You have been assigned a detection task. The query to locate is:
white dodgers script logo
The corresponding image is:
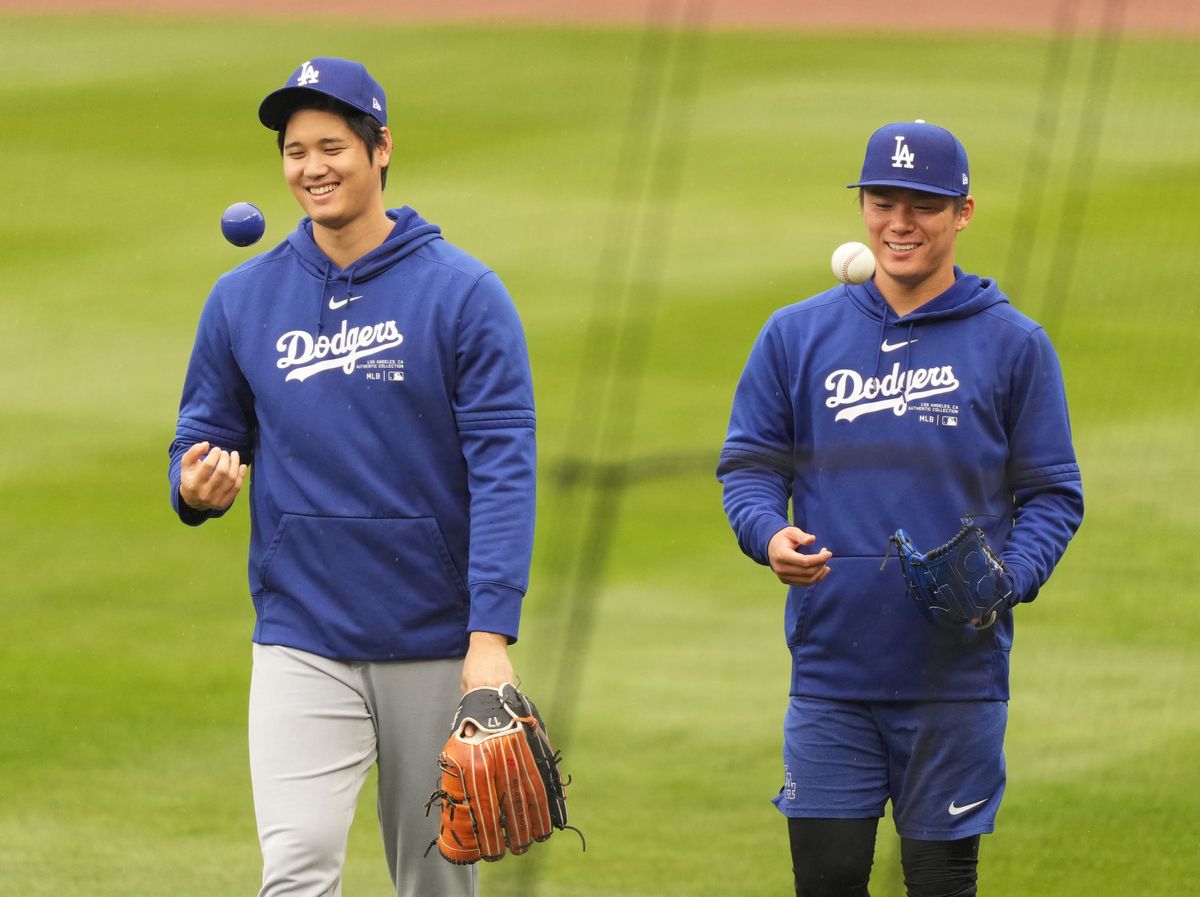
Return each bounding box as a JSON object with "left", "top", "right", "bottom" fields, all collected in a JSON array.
[
  {"left": 276, "top": 319, "right": 403, "bottom": 383},
  {"left": 825, "top": 362, "right": 958, "bottom": 422},
  {"left": 296, "top": 61, "right": 320, "bottom": 86},
  {"left": 891, "top": 135, "right": 916, "bottom": 169}
]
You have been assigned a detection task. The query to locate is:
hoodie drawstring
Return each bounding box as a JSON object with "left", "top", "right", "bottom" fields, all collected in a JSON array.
[
  {"left": 875, "top": 307, "right": 917, "bottom": 410},
  {"left": 318, "top": 266, "right": 358, "bottom": 334},
  {"left": 901, "top": 321, "right": 915, "bottom": 381},
  {"left": 873, "top": 305, "right": 890, "bottom": 377},
  {"left": 317, "top": 264, "right": 332, "bottom": 334}
]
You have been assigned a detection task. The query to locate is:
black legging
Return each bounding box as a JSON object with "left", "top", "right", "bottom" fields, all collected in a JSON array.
[{"left": 788, "top": 817, "right": 980, "bottom": 897}]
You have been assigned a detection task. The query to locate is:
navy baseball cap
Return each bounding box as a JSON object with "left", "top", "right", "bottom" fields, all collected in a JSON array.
[
  {"left": 258, "top": 57, "right": 387, "bottom": 131},
  {"left": 848, "top": 121, "right": 969, "bottom": 197}
]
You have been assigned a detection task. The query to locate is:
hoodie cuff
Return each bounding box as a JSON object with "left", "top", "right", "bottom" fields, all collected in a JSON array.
[
  {"left": 749, "top": 512, "right": 793, "bottom": 566},
  {"left": 467, "top": 581, "right": 525, "bottom": 644},
  {"left": 1002, "top": 556, "right": 1039, "bottom": 606},
  {"left": 172, "top": 485, "right": 224, "bottom": 527}
]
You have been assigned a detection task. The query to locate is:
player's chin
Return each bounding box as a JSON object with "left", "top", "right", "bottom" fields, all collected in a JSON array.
[
  {"left": 292, "top": 191, "right": 339, "bottom": 225},
  {"left": 879, "top": 250, "right": 922, "bottom": 273},
  {"left": 880, "top": 260, "right": 933, "bottom": 287},
  {"left": 307, "top": 207, "right": 352, "bottom": 230}
]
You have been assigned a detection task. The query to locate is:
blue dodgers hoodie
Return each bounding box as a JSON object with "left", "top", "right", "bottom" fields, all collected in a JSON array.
[
  {"left": 718, "top": 270, "right": 1083, "bottom": 701},
  {"left": 168, "top": 207, "right": 536, "bottom": 662}
]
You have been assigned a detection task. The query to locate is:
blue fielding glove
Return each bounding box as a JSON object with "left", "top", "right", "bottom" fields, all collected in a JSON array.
[{"left": 889, "top": 516, "right": 1013, "bottom": 630}]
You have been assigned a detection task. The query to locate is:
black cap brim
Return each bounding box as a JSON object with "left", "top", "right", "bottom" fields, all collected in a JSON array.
[{"left": 258, "top": 87, "right": 315, "bottom": 131}]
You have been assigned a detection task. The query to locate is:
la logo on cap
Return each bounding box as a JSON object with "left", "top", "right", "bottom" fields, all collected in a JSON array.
[
  {"left": 297, "top": 61, "right": 320, "bottom": 86},
  {"left": 891, "top": 136, "right": 916, "bottom": 170}
]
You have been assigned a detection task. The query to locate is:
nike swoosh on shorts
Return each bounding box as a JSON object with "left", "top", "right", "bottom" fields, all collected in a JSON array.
[{"left": 948, "top": 798, "right": 989, "bottom": 816}]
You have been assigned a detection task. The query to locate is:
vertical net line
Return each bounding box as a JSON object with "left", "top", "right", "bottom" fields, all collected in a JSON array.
[
  {"left": 1002, "top": 0, "right": 1080, "bottom": 308},
  {"left": 535, "top": 0, "right": 710, "bottom": 733},
  {"left": 551, "top": 0, "right": 712, "bottom": 734},
  {"left": 1038, "top": 0, "right": 1127, "bottom": 338},
  {"left": 528, "top": 0, "right": 679, "bottom": 736},
  {"left": 515, "top": 0, "right": 712, "bottom": 892},
  {"left": 533, "top": 2, "right": 678, "bottom": 632}
]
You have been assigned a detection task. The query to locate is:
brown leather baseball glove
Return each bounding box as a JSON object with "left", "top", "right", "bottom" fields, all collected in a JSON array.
[{"left": 425, "top": 683, "right": 579, "bottom": 864}]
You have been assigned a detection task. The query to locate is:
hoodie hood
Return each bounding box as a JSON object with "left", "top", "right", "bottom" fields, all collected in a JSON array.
[
  {"left": 286, "top": 205, "right": 442, "bottom": 281},
  {"left": 845, "top": 267, "right": 1011, "bottom": 377},
  {"left": 846, "top": 266, "right": 1009, "bottom": 324},
  {"left": 286, "top": 206, "right": 443, "bottom": 332}
]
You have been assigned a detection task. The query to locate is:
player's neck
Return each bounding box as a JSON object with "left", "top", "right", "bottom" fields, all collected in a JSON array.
[
  {"left": 875, "top": 267, "right": 956, "bottom": 318},
  {"left": 312, "top": 207, "right": 394, "bottom": 270}
]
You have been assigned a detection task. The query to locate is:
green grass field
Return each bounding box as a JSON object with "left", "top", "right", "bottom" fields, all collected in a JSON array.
[{"left": 2, "top": 13, "right": 1198, "bottom": 896}]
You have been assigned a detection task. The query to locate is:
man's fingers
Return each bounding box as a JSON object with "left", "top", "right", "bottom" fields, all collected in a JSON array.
[
  {"left": 769, "top": 528, "right": 831, "bottom": 586},
  {"left": 778, "top": 526, "right": 816, "bottom": 548},
  {"left": 791, "top": 528, "right": 817, "bottom": 547},
  {"left": 776, "top": 566, "right": 832, "bottom": 586},
  {"left": 181, "top": 441, "right": 211, "bottom": 468},
  {"left": 775, "top": 548, "right": 832, "bottom": 571},
  {"left": 180, "top": 443, "right": 249, "bottom": 512},
  {"left": 778, "top": 568, "right": 830, "bottom": 585},
  {"left": 212, "top": 454, "right": 245, "bottom": 500},
  {"left": 794, "top": 547, "right": 832, "bottom": 565},
  {"left": 211, "top": 449, "right": 232, "bottom": 479},
  {"left": 198, "top": 446, "right": 223, "bottom": 475},
  {"left": 773, "top": 547, "right": 833, "bottom": 586}
]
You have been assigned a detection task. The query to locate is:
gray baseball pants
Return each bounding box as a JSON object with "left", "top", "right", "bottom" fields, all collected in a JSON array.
[{"left": 249, "top": 644, "right": 477, "bottom": 897}]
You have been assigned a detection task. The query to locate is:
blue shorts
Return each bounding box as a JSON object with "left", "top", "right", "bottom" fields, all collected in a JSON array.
[{"left": 774, "top": 696, "right": 1007, "bottom": 840}]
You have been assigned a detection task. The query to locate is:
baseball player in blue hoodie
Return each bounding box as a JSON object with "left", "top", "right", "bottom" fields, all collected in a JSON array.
[
  {"left": 718, "top": 122, "right": 1083, "bottom": 896},
  {"left": 168, "top": 58, "right": 536, "bottom": 897}
]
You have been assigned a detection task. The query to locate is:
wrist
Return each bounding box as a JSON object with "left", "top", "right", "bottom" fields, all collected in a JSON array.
[
  {"left": 179, "top": 484, "right": 200, "bottom": 510},
  {"left": 468, "top": 631, "right": 510, "bottom": 650}
]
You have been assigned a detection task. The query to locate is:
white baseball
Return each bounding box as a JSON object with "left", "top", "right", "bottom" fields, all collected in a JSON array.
[{"left": 831, "top": 241, "right": 876, "bottom": 285}]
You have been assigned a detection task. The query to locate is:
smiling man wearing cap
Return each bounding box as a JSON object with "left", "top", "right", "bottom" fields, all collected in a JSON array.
[
  {"left": 168, "top": 57, "right": 537, "bottom": 897},
  {"left": 718, "top": 121, "right": 1083, "bottom": 895},
  {"left": 850, "top": 121, "right": 975, "bottom": 315}
]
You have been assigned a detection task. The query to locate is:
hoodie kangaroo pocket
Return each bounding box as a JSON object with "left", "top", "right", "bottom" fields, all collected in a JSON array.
[{"left": 256, "top": 514, "right": 470, "bottom": 658}]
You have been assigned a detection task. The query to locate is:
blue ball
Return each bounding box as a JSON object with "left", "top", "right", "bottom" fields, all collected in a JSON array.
[{"left": 221, "top": 202, "right": 266, "bottom": 247}]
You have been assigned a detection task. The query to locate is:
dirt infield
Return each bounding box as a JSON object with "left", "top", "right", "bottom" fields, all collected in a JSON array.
[{"left": 5, "top": 0, "right": 1199, "bottom": 33}]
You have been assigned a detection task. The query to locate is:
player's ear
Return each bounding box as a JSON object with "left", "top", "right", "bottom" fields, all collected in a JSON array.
[
  {"left": 955, "top": 196, "right": 975, "bottom": 232},
  {"left": 376, "top": 127, "right": 393, "bottom": 170}
]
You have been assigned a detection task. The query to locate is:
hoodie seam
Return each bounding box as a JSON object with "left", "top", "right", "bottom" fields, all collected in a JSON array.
[
  {"left": 773, "top": 290, "right": 850, "bottom": 325},
  {"left": 218, "top": 244, "right": 298, "bottom": 283},
  {"left": 451, "top": 268, "right": 500, "bottom": 374},
  {"left": 410, "top": 246, "right": 495, "bottom": 282},
  {"left": 469, "top": 579, "right": 526, "bottom": 594},
  {"left": 1003, "top": 328, "right": 1040, "bottom": 435},
  {"left": 450, "top": 270, "right": 478, "bottom": 404},
  {"left": 980, "top": 306, "right": 1041, "bottom": 337}
]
